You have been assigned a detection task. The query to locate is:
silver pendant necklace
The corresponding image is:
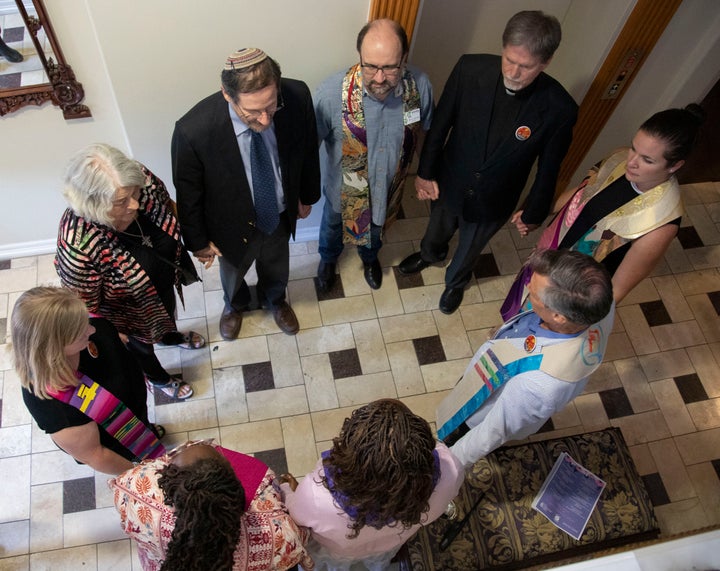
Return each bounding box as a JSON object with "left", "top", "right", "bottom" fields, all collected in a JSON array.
[{"left": 120, "top": 219, "right": 153, "bottom": 247}]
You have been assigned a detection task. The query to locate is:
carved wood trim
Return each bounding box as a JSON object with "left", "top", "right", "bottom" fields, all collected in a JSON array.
[
  {"left": 369, "top": 0, "right": 420, "bottom": 43},
  {"left": 0, "top": 0, "right": 90, "bottom": 118},
  {"left": 556, "top": 0, "right": 682, "bottom": 190}
]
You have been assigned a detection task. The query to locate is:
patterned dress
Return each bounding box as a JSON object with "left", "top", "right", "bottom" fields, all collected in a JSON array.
[{"left": 109, "top": 442, "right": 314, "bottom": 571}]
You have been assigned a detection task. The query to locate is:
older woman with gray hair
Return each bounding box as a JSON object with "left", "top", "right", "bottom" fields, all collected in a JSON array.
[{"left": 56, "top": 143, "right": 202, "bottom": 400}]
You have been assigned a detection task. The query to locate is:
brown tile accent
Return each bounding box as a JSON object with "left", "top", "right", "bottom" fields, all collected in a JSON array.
[
  {"left": 393, "top": 266, "right": 424, "bottom": 290},
  {"left": 413, "top": 335, "right": 446, "bottom": 366},
  {"left": 674, "top": 373, "right": 709, "bottom": 404},
  {"left": 253, "top": 448, "right": 288, "bottom": 476},
  {"left": 152, "top": 373, "right": 187, "bottom": 405},
  {"left": 536, "top": 417, "right": 555, "bottom": 434},
  {"left": 641, "top": 472, "right": 671, "bottom": 506},
  {"left": 472, "top": 253, "right": 500, "bottom": 279},
  {"left": 329, "top": 348, "right": 362, "bottom": 379},
  {"left": 640, "top": 300, "right": 672, "bottom": 326},
  {"left": 63, "top": 477, "right": 96, "bottom": 514},
  {"left": 3, "top": 27, "right": 25, "bottom": 42},
  {"left": 0, "top": 259, "right": 10, "bottom": 270},
  {"left": 677, "top": 226, "right": 705, "bottom": 249},
  {"left": 314, "top": 275, "right": 345, "bottom": 301},
  {"left": 0, "top": 73, "right": 21, "bottom": 89},
  {"left": 243, "top": 361, "right": 275, "bottom": 392},
  {"left": 707, "top": 290, "right": 720, "bottom": 315},
  {"left": 599, "top": 387, "right": 635, "bottom": 418}
]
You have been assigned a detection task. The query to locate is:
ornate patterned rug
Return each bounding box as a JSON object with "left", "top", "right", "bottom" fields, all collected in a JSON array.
[{"left": 399, "top": 428, "right": 659, "bottom": 570}]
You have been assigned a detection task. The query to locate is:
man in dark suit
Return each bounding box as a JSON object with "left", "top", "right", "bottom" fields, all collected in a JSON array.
[
  {"left": 172, "top": 48, "right": 320, "bottom": 339},
  {"left": 399, "top": 11, "right": 578, "bottom": 315}
]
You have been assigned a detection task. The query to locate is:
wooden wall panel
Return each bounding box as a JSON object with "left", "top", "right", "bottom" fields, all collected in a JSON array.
[{"left": 369, "top": 0, "right": 420, "bottom": 43}]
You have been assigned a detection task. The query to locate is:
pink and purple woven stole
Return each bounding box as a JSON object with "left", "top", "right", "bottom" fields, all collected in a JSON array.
[{"left": 49, "top": 372, "right": 165, "bottom": 461}]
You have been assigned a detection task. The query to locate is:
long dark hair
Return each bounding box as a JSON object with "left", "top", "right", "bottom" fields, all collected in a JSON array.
[
  {"left": 321, "top": 399, "right": 437, "bottom": 538},
  {"left": 639, "top": 103, "right": 706, "bottom": 166},
  {"left": 158, "top": 458, "right": 246, "bottom": 571}
]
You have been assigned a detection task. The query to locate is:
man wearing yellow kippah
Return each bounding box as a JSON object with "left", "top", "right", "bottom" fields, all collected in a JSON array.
[{"left": 172, "top": 48, "right": 320, "bottom": 339}]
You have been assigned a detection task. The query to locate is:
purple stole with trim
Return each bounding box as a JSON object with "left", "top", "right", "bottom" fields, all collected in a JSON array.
[{"left": 48, "top": 372, "right": 165, "bottom": 461}]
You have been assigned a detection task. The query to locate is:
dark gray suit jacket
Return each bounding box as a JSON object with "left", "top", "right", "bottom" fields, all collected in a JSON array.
[
  {"left": 171, "top": 78, "right": 320, "bottom": 267},
  {"left": 418, "top": 54, "right": 577, "bottom": 225}
]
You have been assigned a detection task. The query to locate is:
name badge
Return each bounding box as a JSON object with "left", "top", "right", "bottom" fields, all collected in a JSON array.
[{"left": 404, "top": 108, "right": 421, "bottom": 125}]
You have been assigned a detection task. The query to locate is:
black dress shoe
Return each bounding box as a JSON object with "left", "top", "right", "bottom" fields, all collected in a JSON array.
[
  {"left": 439, "top": 287, "right": 464, "bottom": 314},
  {"left": 399, "top": 252, "right": 430, "bottom": 275},
  {"left": 316, "top": 261, "right": 337, "bottom": 292},
  {"left": 363, "top": 259, "right": 382, "bottom": 289},
  {"left": 0, "top": 42, "right": 23, "bottom": 63}
]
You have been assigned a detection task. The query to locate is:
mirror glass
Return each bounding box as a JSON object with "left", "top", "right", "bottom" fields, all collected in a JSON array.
[{"left": 0, "top": 0, "right": 90, "bottom": 119}]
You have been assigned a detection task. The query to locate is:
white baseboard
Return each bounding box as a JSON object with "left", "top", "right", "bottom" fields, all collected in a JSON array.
[
  {"left": 0, "top": 239, "right": 56, "bottom": 261},
  {"left": 292, "top": 225, "right": 320, "bottom": 244},
  {"left": 0, "top": 227, "right": 320, "bottom": 261}
]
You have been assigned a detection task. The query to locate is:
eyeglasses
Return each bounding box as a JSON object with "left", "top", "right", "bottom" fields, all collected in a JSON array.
[
  {"left": 360, "top": 62, "right": 403, "bottom": 77},
  {"left": 236, "top": 93, "right": 285, "bottom": 120}
]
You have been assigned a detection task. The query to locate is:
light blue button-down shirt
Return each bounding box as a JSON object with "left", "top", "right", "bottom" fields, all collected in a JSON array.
[
  {"left": 314, "top": 64, "right": 433, "bottom": 225},
  {"left": 227, "top": 101, "right": 286, "bottom": 212}
]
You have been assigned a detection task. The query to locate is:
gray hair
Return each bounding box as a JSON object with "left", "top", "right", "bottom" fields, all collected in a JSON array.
[
  {"left": 502, "top": 10, "right": 562, "bottom": 63},
  {"left": 63, "top": 143, "right": 145, "bottom": 227},
  {"left": 529, "top": 249, "right": 612, "bottom": 327}
]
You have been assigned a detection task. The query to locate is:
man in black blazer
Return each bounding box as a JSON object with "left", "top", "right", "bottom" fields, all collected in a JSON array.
[
  {"left": 399, "top": 11, "right": 578, "bottom": 315},
  {"left": 172, "top": 48, "right": 320, "bottom": 339}
]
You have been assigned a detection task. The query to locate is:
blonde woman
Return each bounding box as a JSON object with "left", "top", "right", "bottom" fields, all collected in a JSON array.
[{"left": 12, "top": 287, "right": 165, "bottom": 475}]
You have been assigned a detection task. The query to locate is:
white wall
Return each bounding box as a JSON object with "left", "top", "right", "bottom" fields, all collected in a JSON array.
[
  {"left": 1, "top": 0, "right": 719, "bottom": 258},
  {"left": 0, "top": 0, "right": 370, "bottom": 256}
]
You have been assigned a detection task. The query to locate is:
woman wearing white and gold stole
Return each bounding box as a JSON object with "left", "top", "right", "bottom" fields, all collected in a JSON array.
[{"left": 503, "top": 104, "right": 705, "bottom": 319}]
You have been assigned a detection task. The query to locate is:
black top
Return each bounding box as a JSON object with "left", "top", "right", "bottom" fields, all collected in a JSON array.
[
  {"left": 558, "top": 175, "right": 680, "bottom": 275},
  {"left": 485, "top": 77, "right": 532, "bottom": 160},
  {"left": 117, "top": 213, "right": 178, "bottom": 315},
  {"left": 22, "top": 317, "right": 150, "bottom": 461}
]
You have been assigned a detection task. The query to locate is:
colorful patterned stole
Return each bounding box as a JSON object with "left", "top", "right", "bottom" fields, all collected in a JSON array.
[
  {"left": 340, "top": 64, "right": 421, "bottom": 246},
  {"left": 48, "top": 372, "right": 165, "bottom": 461},
  {"left": 436, "top": 308, "right": 613, "bottom": 441}
]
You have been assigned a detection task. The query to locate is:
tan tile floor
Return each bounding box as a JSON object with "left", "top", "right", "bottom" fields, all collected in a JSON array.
[{"left": 1, "top": 179, "right": 720, "bottom": 569}]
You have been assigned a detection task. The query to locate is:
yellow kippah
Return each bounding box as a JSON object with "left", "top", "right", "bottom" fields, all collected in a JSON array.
[{"left": 224, "top": 48, "right": 267, "bottom": 71}]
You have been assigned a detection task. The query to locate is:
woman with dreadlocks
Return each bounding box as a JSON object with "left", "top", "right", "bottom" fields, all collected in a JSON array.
[
  {"left": 109, "top": 440, "right": 314, "bottom": 571},
  {"left": 279, "top": 399, "right": 464, "bottom": 570}
]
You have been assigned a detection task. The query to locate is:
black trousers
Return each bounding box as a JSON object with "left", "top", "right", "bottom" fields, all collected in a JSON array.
[
  {"left": 125, "top": 336, "right": 171, "bottom": 384},
  {"left": 420, "top": 199, "right": 506, "bottom": 289},
  {"left": 219, "top": 212, "right": 291, "bottom": 311}
]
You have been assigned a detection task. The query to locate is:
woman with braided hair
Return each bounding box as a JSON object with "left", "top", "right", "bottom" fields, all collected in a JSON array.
[
  {"left": 278, "top": 399, "right": 464, "bottom": 571},
  {"left": 110, "top": 440, "right": 314, "bottom": 571}
]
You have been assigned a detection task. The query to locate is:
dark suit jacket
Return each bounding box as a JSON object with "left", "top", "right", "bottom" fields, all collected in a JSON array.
[
  {"left": 171, "top": 78, "right": 321, "bottom": 267},
  {"left": 418, "top": 54, "right": 577, "bottom": 225}
]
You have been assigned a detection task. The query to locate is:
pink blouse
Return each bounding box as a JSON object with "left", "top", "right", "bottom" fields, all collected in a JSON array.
[{"left": 280, "top": 442, "right": 463, "bottom": 569}]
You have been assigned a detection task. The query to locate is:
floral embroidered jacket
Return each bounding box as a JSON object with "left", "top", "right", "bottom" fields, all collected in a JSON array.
[{"left": 109, "top": 442, "right": 314, "bottom": 571}]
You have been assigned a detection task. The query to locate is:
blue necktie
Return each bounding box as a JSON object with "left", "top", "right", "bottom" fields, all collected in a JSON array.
[{"left": 250, "top": 130, "right": 279, "bottom": 234}]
